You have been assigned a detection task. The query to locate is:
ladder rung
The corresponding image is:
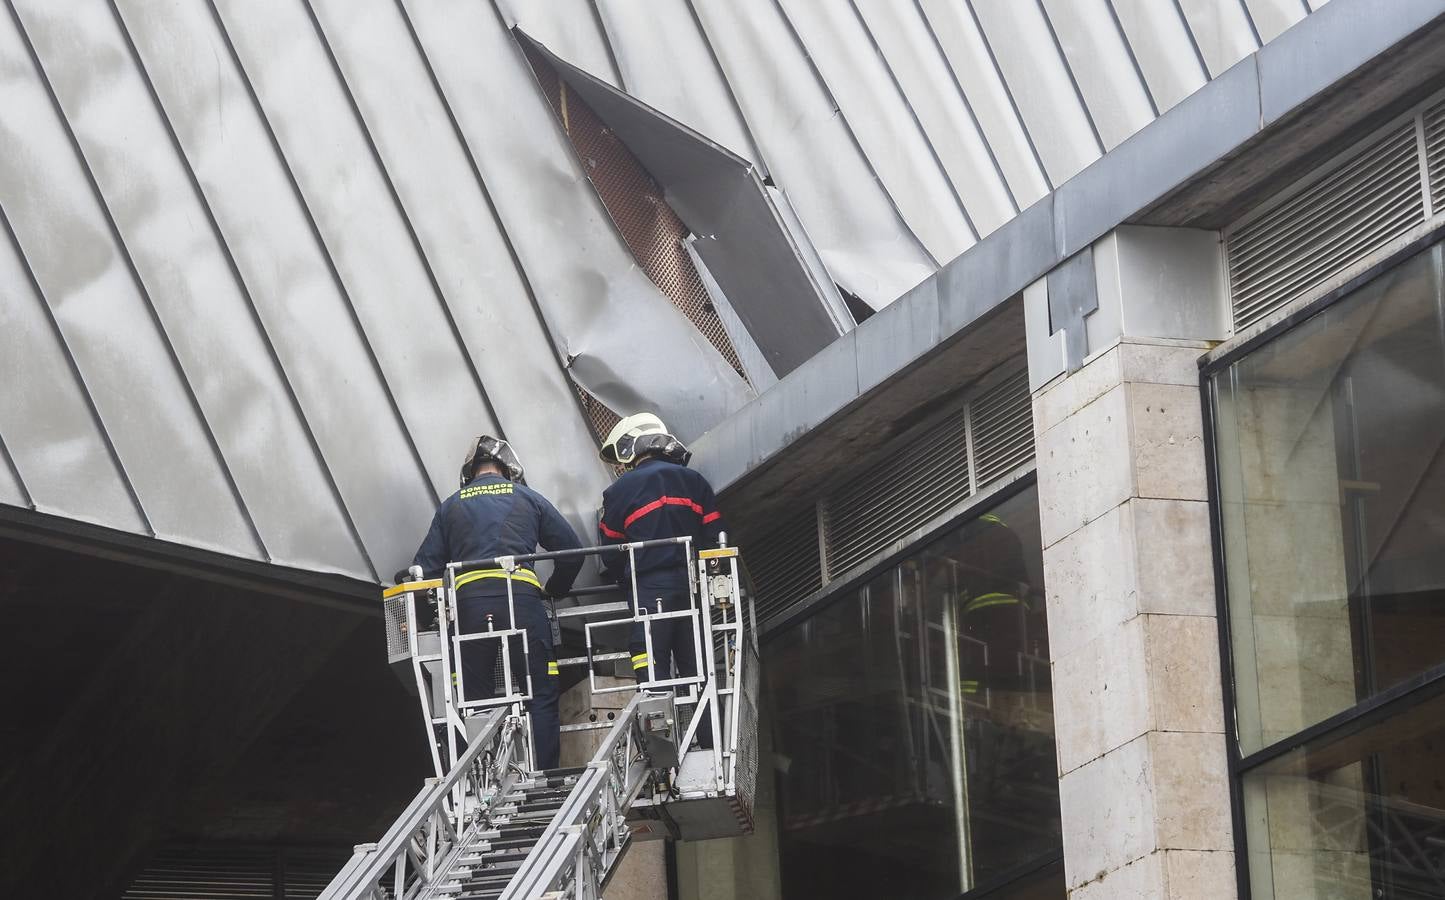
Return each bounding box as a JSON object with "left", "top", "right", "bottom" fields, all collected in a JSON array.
[
  {"left": 559, "top": 721, "right": 619, "bottom": 733},
  {"left": 554, "top": 652, "right": 629, "bottom": 667},
  {"left": 555, "top": 601, "right": 634, "bottom": 619}
]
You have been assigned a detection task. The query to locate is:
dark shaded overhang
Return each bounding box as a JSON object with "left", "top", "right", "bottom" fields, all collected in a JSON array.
[{"left": 691, "top": 0, "right": 1445, "bottom": 535}]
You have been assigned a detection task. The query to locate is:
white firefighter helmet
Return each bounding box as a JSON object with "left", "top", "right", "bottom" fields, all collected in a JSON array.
[
  {"left": 599, "top": 413, "right": 691, "bottom": 468},
  {"left": 459, "top": 435, "right": 525, "bottom": 486}
]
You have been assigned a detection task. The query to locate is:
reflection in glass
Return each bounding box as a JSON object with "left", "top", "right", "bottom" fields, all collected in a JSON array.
[
  {"left": 1213, "top": 244, "right": 1445, "bottom": 755},
  {"left": 767, "top": 487, "right": 1059, "bottom": 899},
  {"left": 1242, "top": 690, "right": 1445, "bottom": 900}
]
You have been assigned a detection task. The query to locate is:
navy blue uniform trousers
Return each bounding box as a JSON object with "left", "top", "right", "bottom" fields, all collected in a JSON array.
[
  {"left": 457, "top": 590, "right": 560, "bottom": 770},
  {"left": 630, "top": 588, "right": 712, "bottom": 748}
]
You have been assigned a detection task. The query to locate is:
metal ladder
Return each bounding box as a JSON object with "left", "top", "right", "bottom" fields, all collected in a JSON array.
[{"left": 320, "top": 538, "right": 758, "bottom": 899}]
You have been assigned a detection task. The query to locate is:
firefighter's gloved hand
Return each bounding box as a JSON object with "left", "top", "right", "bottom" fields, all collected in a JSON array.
[{"left": 392, "top": 567, "right": 413, "bottom": 585}]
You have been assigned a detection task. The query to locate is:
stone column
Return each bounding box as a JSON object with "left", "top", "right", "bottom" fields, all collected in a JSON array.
[
  {"left": 1033, "top": 336, "right": 1235, "bottom": 898},
  {"left": 559, "top": 676, "right": 667, "bottom": 900}
]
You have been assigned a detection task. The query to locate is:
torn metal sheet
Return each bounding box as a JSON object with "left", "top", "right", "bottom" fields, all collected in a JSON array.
[
  {"left": 495, "top": 0, "right": 622, "bottom": 88},
  {"left": 408, "top": 0, "right": 753, "bottom": 443},
  {"left": 685, "top": 237, "right": 780, "bottom": 392},
  {"left": 525, "top": 32, "right": 848, "bottom": 378}
]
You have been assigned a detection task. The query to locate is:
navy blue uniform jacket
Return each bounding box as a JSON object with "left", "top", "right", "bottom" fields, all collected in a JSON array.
[
  {"left": 412, "top": 473, "right": 583, "bottom": 600},
  {"left": 599, "top": 458, "right": 725, "bottom": 592}
]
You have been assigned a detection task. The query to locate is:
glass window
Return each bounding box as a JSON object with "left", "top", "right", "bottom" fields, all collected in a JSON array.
[
  {"left": 1241, "top": 690, "right": 1445, "bottom": 899},
  {"left": 767, "top": 486, "right": 1060, "bottom": 899},
  {"left": 1212, "top": 244, "right": 1445, "bottom": 755}
]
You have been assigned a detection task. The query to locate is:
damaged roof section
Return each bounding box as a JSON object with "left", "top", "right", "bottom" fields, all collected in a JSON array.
[{"left": 520, "top": 31, "right": 851, "bottom": 381}]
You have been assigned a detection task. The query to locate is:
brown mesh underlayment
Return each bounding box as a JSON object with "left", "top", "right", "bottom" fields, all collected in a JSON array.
[
  {"left": 575, "top": 385, "right": 622, "bottom": 445},
  {"left": 522, "top": 42, "right": 748, "bottom": 393}
]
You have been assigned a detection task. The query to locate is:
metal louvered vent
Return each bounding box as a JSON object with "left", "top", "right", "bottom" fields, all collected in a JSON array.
[
  {"left": 740, "top": 366, "right": 1033, "bottom": 628},
  {"left": 122, "top": 844, "right": 351, "bottom": 900},
  {"left": 822, "top": 409, "right": 971, "bottom": 579},
  {"left": 745, "top": 505, "right": 822, "bottom": 625},
  {"left": 1227, "top": 121, "right": 1426, "bottom": 331},
  {"left": 1424, "top": 99, "right": 1445, "bottom": 213},
  {"left": 970, "top": 369, "right": 1034, "bottom": 485}
]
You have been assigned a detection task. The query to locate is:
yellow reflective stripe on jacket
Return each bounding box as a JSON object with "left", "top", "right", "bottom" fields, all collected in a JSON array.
[
  {"left": 547, "top": 661, "right": 559, "bottom": 676},
  {"left": 981, "top": 513, "right": 1007, "bottom": 527},
  {"left": 455, "top": 567, "right": 542, "bottom": 591},
  {"left": 961, "top": 679, "right": 980, "bottom": 694},
  {"left": 631, "top": 653, "right": 650, "bottom": 670},
  {"left": 964, "top": 592, "right": 1020, "bottom": 614}
]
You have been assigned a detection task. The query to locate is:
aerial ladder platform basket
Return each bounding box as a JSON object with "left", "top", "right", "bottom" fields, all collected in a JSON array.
[{"left": 322, "top": 536, "right": 759, "bottom": 899}]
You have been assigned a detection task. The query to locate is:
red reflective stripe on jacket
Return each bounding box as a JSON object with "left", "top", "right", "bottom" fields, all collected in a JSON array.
[
  {"left": 622, "top": 495, "right": 708, "bottom": 530},
  {"left": 599, "top": 521, "right": 625, "bottom": 539},
  {"left": 702, "top": 511, "right": 721, "bottom": 524}
]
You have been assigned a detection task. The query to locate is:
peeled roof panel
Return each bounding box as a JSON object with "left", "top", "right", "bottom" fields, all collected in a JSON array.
[
  {"left": 531, "top": 37, "right": 846, "bottom": 375},
  {"left": 497, "top": 0, "right": 620, "bottom": 87},
  {"left": 402, "top": 0, "right": 754, "bottom": 443}
]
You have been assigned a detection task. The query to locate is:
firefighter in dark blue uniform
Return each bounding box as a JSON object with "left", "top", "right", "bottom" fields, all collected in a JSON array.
[
  {"left": 409, "top": 436, "right": 582, "bottom": 770},
  {"left": 597, "top": 414, "right": 724, "bottom": 697}
]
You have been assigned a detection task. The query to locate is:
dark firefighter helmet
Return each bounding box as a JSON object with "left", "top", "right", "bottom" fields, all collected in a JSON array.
[{"left": 459, "top": 435, "right": 525, "bottom": 486}]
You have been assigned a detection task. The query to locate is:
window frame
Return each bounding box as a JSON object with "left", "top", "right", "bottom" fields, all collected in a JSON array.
[{"left": 1200, "top": 220, "right": 1445, "bottom": 900}]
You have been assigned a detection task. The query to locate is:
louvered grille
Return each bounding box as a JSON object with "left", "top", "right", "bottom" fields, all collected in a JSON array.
[
  {"left": 742, "top": 366, "right": 1035, "bottom": 626},
  {"left": 746, "top": 505, "right": 822, "bottom": 625},
  {"left": 823, "top": 410, "right": 971, "bottom": 579},
  {"left": 122, "top": 844, "right": 350, "bottom": 900},
  {"left": 969, "top": 369, "right": 1034, "bottom": 485},
  {"left": 1424, "top": 99, "right": 1445, "bottom": 212},
  {"left": 1227, "top": 122, "right": 1426, "bottom": 331}
]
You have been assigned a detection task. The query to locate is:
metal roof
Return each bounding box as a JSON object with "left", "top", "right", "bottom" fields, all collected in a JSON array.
[{"left": 0, "top": 0, "right": 1324, "bottom": 582}]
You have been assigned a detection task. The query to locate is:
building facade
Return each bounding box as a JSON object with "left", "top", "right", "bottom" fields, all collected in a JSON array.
[{"left": 3, "top": 1, "right": 1444, "bottom": 898}]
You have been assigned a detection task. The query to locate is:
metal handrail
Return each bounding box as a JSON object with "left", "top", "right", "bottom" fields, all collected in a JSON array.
[
  {"left": 500, "top": 692, "right": 655, "bottom": 899},
  {"left": 318, "top": 707, "right": 521, "bottom": 900}
]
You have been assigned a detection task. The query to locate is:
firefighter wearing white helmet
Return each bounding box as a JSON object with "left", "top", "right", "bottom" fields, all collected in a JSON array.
[
  {"left": 597, "top": 414, "right": 723, "bottom": 747},
  {"left": 407, "top": 435, "right": 582, "bottom": 769},
  {"left": 599, "top": 413, "right": 692, "bottom": 469}
]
